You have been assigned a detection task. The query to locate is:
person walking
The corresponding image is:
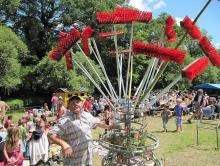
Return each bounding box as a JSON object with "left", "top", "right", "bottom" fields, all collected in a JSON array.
[
  {"left": 174, "top": 98, "right": 183, "bottom": 132},
  {"left": 161, "top": 104, "right": 171, "bottom": 132},
  {"left": 187, "top": 89, "right": 204, "bottom": 123}
]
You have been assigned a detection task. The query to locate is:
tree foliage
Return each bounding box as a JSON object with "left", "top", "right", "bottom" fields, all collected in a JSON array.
[
  {"left": 0, "top": 0, "right": 123, "bottom": 60},
  {"left": 0, "top": 26, "right": 28, "bottom": 94},
  {"left": 30, "top": 52, "right": 103, "bottom": 93}
]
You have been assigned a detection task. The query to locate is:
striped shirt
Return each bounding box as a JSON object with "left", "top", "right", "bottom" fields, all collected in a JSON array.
[{"left": 48, "top": 110, "right": 100, "bottom": 166}]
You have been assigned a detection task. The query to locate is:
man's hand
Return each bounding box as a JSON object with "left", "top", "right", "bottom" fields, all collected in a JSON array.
[
  {"left": 48, "top": 134, "right": 73, "bottom": 158},
  {"left": 62, "top": 145, "right": 73, "bottom": 158}
]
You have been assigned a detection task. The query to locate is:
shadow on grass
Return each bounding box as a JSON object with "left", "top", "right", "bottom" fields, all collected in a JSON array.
[{"left": 151, "top": 130, "right": 178, "bottom": 133}]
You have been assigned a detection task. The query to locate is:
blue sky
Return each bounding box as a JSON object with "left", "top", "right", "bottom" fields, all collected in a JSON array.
[{"left": 129, "top": 0, "right": 220, "bottom": 49}]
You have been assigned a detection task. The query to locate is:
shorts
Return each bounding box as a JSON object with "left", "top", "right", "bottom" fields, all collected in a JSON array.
[{"left": 176, "top": 116, "right": 182, "bottom": 126}]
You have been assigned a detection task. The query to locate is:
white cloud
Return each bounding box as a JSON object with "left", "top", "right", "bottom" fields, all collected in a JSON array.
[
  {"left": 129, "top": 0, "right": 151, "bottom": 11},
  {"left": 215, "top": 43, "right": 220, "bottom": 49},
  {"left": 175, "top": 17, "right": 183, "bottom": 26},
  {"left": 153, "top": 0, "right": 167, "bottom": 10},
  {"left": 129, "top": 0, "right": 166, "bottom": 11}
]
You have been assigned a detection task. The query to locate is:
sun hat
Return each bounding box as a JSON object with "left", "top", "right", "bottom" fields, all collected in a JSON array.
[{"left": 68, "top": 95, "right": 84, "bottom": 103}]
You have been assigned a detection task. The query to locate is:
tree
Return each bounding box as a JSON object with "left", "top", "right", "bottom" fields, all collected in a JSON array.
[
  {"left": 1, "top": 0, "right": 123, "bottom": 60},
  {"left": 31, "top": 51, "right": 103, "bottom": 93},
  {"left": 0, "top": 26, "right": 28, "bottom": 95}
]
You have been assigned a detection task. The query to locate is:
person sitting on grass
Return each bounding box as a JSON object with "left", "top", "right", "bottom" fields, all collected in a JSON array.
[
  {"left": 161, "top": 104, "right": 171, "bottom": 132},
  {"left": 174, "top": 98, "right": 183, "bottom": 132}
]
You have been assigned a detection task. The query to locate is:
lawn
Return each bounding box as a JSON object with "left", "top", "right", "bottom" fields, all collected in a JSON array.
[
  {"left": 92, "top": 115, "right": 220, "bottom": 166},
  {"left": 6, "top": 111, "right": 220, "bottom": 166},
  {"left": 5, "top": 110, "right": 25, "bottom": 123}
]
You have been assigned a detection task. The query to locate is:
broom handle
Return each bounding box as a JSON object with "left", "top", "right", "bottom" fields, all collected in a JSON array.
[
  {"left": 134, "top": 58, "right": 155, "bottom": 96},
  {"left": 71, "top": 50, "right": 115, "bottom": 108},
  {"left": 92, "top": 38, "right": 118, "bottom": 99},
  {"left": 138, "top": 0, "right": 212, "bottom": 105},
  {"left": 76, "top": 43, "right": 115, "bottom": 101},
  {"left": 125, "top": 22, "right": 134, "bottom": 98},
  {"left": 113, "top": 25, "right": 122, "bottom": 100},
  {"left": 128, "top": 56, "right": 133, "bottom": 99},
  {"left": 120, "top": 54, "right": 126, "bottom": 97},
  {"left": 142, "top": 32, "right": 165, "bottom": 95},
  {"left": 133, "top": 63, "right": 153, "bottom": 107},
  {"left": 143, "top": 59, "right": 158, "bottom": 93},
  {"left": 138, "top": 31, "right": 165, "bottom": 98},
  {"left": 90, "top": 45, "right": 115, "bottom": 97},
  {"left": 147, "top": 75, "right": 182, "bottom": 108},
  {"left": 91, "top": 38, "right": 119, "bottom": 101}
]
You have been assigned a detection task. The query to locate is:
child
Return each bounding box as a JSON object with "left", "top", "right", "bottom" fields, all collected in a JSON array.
[
  {"left": 4, "top": 115, "right": 13, "bottom": 129},
  {"left": 29, "top": 118, "right": 49, "bottom": 165},
  {"left": 104, "top": 105, "right": 111, "bottom": 134},
  {"left": 18, "top": 119, "right": 27, "bottom": 157},
  {"left": 3, "top": 126, "right": 23, "bottom": 166},
  {"left": 161, "top": 104, "right": 171, "bottom": 132},
  {"left": 174, "top": 98, "right": 183, "bottom": 132}
]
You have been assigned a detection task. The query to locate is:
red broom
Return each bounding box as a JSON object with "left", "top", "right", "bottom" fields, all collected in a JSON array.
[
  {"left": 58, "top": 28, "right": 81, "bottom": 54},
  {"left": 98, "top": 30, "right": 124, "bottom": 40},
  {"left": 182, "top": 57, "right": 209, "bottom": 80},
  {"left": 49, "top": 28, "right": 80, "bottom": 61},
  {"left": 199, "top": 36, "right": 220, "bottom": 67},
  {"left": 65, "top": 51, "right": 73, "bottom": 70},
  {"left": 165, "top": 16, "right": 176, "bottom": 42},
  {"left": 180, "top": 16, "right": 202, "bottom": 40},
  {"left": 132, "top": 41, "right": 186, "bottom": 65},
  {"left": 96, "top": 7, "right": 152, "bottom": 24},
  {"left": 82, "top": 26, "right": 94, "bottom": 56},
  {"left": 59, "top": 32, "right": 68, "bottom": 39},
  {"left": 48, "top": 48, "right": 62, "bottom": 61}
]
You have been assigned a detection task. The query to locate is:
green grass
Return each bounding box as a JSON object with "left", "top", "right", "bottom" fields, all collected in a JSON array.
[
  {"left": 5, "top": 110, "right": 25, "bottom": 123},
  {"left": 7, "top": 111, "right": 220, "bottom": 166},
  {"left": 93, "top": 116, "right": 220, "bottom": 166}
]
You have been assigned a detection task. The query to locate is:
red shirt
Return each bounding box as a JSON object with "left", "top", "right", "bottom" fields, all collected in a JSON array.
[
  {"left": 4, "top": 119, "right": 12, "bottom": 128},
  {"left": 84, "top": 100, "right": 92, "bottom": 112}
]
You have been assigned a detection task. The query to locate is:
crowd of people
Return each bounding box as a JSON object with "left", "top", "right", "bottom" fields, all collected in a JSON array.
[
  {"left": 0, "top": 95, "right": 113, "bottom": 166},
  {"left": 0, "top": 89, "right": 219, "bottom": 165},
  {"left": 156, "top": 89, "right": 220, "bottom": 132}
]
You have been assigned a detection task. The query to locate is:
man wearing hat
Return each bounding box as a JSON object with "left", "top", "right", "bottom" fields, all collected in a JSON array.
[{"left": 48, "top": 95, "right": 111, "bottom": 166}]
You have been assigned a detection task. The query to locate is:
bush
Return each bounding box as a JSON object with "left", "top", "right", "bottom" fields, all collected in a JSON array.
[{"left": 5, "top": 99, "right": 24, "bottom": 110}]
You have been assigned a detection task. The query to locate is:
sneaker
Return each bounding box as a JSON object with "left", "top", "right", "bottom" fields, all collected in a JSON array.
[{"left": 187, "top": 119, "right": 191, "bottom": 124}]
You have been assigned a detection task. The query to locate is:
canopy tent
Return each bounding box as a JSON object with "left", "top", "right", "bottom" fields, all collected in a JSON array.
[
  {"left": 194, "top": 83, "right": 220, "bottom": 90},
  {"left": 194, "top": 83, "right": 220, "bottom": 98}
]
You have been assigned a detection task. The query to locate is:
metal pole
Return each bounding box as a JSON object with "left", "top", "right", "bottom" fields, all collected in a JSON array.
[
  {"left": 76, "top": 43, "right": 115, "bottom": 100},
  {"left": 91, "top": 38, "right": 119, "bottom": 101},
  {"left": 216, "top": 126, "right": 219, "bottom": 150},
  {"left": 125, "top": 22, "right": 134, "bottom": 97},
  {"left": 113, "top": 25, "right": 122, "bottom": 100},
  {"left": 196, "top": 124, "right": 199, "bottom": 146}
]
